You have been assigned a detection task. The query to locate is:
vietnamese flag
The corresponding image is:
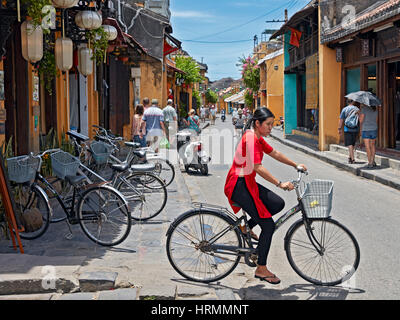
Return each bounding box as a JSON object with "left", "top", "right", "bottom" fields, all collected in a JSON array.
[{"left": 289, "top": 27, "right": 302, "bottom": 48}]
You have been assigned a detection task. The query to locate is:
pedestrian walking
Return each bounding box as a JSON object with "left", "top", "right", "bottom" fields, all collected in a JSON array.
[
  {"left": 143, "top": 97, "right": 151, "bottom": 112},
  {"left": 338, "top": 100, "right": 360, "bottom": 164},
  {"left": 210, "top": 105, "right": 216, "bottom": 125},
  {"left": 163, "top": 98, "right": 177, "bottom": 144},
  {"left": 140, "top": 98, "right": 165, "bottom": 153},
  {"left": 224, "top": 107, "right": 307, "bottom": 285},
  {"left": 233, "top": 108, "right": 245, "bottom": 137},
  {"left": 360, "top": 103, "right": 379, "bottom": 168},
  {"left": 184, "top": 109, "right": 201, "bottom": 136},
  {"left": 200, "top": 105, "right": 206, "bottom": 123},
  {"left": 131, "top": 104, "right": 146, "bottom": 147}
]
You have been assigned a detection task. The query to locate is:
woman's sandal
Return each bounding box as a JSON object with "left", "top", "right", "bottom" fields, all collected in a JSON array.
[
  {"left": 239, "top": 225, "right": 259, "bottom": 241},
  {"left": 255, "top": 274, "right": 281, "bottom": 285}
]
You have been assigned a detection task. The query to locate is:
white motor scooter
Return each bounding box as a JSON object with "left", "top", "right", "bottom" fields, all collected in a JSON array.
[{"left": 177, "top": 130, "right": 211, "bottom": 175}]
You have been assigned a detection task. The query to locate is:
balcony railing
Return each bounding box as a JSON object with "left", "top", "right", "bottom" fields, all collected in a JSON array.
[{"left": 288, "top": 31, "right": 318, "bottom": 68}]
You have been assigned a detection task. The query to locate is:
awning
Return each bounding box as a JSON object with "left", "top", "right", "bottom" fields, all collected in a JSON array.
[
  {"left": 270, "top": 1, "right": 317, "bottom": 40},
  {"left": 224, "top": 89, "right": 246, "bottom": 103},
  {"left": 257, "top": 48, "right": 284, "bottom": 65}
]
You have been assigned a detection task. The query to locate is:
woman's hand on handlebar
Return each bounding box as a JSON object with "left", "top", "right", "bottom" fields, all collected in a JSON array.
[
  {"left": 296, "top": 164, "right": 307, "bottom": 172},
  {"left": 280, "top": 181, "right": 295, "bottom": 191}
]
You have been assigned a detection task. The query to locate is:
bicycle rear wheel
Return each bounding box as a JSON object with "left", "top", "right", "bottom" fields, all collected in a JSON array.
[
  {"left": 78, "top": 185, "right": 131, "bottom": 246},
  {"left": 10, "top": 184, "right": 51, "bottom": 240},
  {"left": 285, "top": 218, "right": 360, "bottom": 286},
  {"left": 116, "top": 172, "right": 167, "bottom": 221},
  {"left": 166, "top": 210, "right": 242, "bottom": 283}
]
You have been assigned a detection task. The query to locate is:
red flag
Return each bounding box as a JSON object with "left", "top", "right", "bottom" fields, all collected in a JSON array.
[
  {"left": 164, "top": 40, "right": 178, "bottom": 56},
  {"left": 289, "top": 27, "right": 302, "bottom": 48}
]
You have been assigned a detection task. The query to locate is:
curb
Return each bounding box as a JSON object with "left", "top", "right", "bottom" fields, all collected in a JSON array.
[{"left": 269, "top": 131, "right": 400, "bottom": 191}]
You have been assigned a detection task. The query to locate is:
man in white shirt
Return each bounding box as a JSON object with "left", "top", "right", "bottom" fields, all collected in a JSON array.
[
  {"left": 140, "top": 99, "right": 165, "bottom": 153},
  {"left": 163, "top": 99, "right": 177, "bottom": 144}
]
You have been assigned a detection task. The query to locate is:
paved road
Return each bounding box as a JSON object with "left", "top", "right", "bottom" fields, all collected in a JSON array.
[{"left": 183, "top": 114, "right": 400, "bottom": 300}]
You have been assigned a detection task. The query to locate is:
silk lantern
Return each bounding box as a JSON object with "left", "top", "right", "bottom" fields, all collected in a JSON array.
[
  {"left": 75, "top": 11, "right": 102, "bottom": 30},
  {"left": 102, "top": 25, "right": 118, "bottom": 41},
  {"left": 55, "top": 37, "right": 73, "bottom": 71},
  {"left": 21, "top": 21, "right": 43, "bottom": 63},
  {"left": 51, "top": 0, "right": 78, "bottom": 8},
  {"left": 78, "top": 46, "right": 93, "bottom": 76}
]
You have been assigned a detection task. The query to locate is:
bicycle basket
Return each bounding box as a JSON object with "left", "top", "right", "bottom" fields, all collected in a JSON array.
[
  {"left": 50, "top": 151, "right": 80, "bottom": 180},
  {"left": 90, "top": 141, "right": 113, "bottom": 164},
  {"left": 7, "top": 155, "right": 39, "bottom": 183},
  {"left": 301, "top": 180, "right": 334, "bottom": 219}
]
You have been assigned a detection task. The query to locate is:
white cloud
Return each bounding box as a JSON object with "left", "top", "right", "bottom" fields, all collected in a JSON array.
[{"left": 173, "top": 10, "right": 215, "bottom": 19}]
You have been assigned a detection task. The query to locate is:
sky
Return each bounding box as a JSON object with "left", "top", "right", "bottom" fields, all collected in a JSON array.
[{"left": 170, "top": 0, "right": 312, "bottom": 82}]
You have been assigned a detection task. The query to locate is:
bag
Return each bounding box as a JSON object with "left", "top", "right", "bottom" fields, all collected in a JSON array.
[
  {"left": 159, "top": 137, "right": 170, "bottom": 149},
  {"left": 345, "top": 109, "right": 359, "bottom": 129}
]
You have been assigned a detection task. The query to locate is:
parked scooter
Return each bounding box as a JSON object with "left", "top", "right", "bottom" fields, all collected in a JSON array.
[
  {"left": 177, "top": 130, "right": 211, "bottom": 175},
  {"left": 221, "top": 110, "right": 226, "bottom": 122}
]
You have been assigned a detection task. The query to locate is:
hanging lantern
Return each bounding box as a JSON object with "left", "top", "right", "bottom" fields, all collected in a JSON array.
[
  {"left": 21, "top": 21, "right": 43, "bottom": 63},
  {"left": 51, "top": 0, "right": 78, "bottom": 8},
  {"left": 102, "top": 25, "right": 118, "bottom": 41},
  {"left": 78, "top": 46, "right": 93, "bottom": 76},
  {"left": 75, "top": 11, "right": 102, "bottom": 30},
  {"left": 55, "top": 37, "right": 73, "bottom": 71}
]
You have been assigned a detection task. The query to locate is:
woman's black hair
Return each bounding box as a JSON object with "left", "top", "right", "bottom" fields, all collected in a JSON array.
[{"left": 244, "top": 107, "right": 275, "bottom": 131}]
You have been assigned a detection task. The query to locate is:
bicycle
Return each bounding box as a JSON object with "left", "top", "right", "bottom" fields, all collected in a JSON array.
[
  {"left": 166, "top": 168, "right": 360, "bottom": 286},
  {"left": 7, "top": 149, "right": 132, "bottom": 246},
  {"left": 93, "top": 125, "right": 175, "bottom": 187},
  {"left": 65, "top": 131, "right": 168, "bottom": 222}
]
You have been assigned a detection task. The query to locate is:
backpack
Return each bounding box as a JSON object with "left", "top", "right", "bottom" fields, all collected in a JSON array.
[{"left": 344, "top": 108, "right": 359, "bottom": 129}]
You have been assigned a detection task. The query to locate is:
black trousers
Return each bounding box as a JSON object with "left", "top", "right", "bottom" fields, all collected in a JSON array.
[{"left": 231, "top": 178, "right": 285, "bottom": 265}]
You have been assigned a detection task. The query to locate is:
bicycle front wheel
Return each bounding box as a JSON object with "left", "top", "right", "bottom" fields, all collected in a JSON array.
[
  {"left": 146, "top": 158, "right": 175, "bottom": 187},
  {"left": 116, "top": 172, "right": 167, "bottom": 221},
  {"left": 10, "top": 184, "right": 51, "bottom": 240},
  {"left": 285, "top": 218, "right": 360, "bottom": 286},
  {"left": 166, "top": 210, "right": 242, "bottom": 283},
  {"left": 78, "top": 185, "right": 131, "bottom": 246}
]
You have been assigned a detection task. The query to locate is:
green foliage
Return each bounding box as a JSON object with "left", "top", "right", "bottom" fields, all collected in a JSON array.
[
  {"left": 38, "top": 47, "right": 58, "bottom": 95},
  {"left": 205, "top": 89, "right": 218, "bottom": 104},
  {"left": 175, "top": 56, "right": 204, "bottom": 85},
  {"left": 244, "top": 90, "right": 254, "bottom": 108},
  {"left": 87, "top": 27, "right": 110, "bottom": 65},
  {"left": 21, "top": 0, "right": 52, "bottom": 33},
  {"left": 192, "top": 89, "right": 201, "bottom": 106}
]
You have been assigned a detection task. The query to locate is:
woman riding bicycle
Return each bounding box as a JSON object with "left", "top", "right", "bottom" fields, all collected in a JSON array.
[{"left": 224, "top": 107, "right": 307, "bottom": 284}]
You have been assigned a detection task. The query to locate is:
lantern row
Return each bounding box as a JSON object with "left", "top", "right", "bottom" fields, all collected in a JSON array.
[{"left": 21, "top": 1, "right": 118, "bottom": 76}]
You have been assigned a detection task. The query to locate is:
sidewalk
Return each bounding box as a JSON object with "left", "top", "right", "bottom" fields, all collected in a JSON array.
[
  {"left": 270, "top": 128, "right": 400, "bottom": 191},
  {"left": 0, "top": 162, "right": 245, "bottom": 300}
]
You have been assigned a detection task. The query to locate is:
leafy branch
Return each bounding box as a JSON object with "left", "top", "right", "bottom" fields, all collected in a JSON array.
[{"left": 87, "top": 27, "right": 109, "bottom": 65}]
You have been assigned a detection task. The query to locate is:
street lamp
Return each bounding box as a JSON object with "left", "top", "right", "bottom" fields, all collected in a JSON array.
[
  {"left": 102, "top": 25, "right": 118, "bottom": 41},
  {"left": 55, "top": 37, "right": 73, "bottom": 71},
  {"left": 78, "top": 45, "right": 93, "bottom": 76}
]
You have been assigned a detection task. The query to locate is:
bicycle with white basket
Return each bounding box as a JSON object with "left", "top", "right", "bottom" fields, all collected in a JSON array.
[{"left": 166, "top": 168, "right": 360, "bottom": 286}]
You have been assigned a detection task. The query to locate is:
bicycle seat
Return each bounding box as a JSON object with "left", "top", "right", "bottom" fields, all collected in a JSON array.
[
  {"left": 130, "top": 163, "right": 156, "bottom": 172},
  {"left": 67, "top": 131, "right": 89, "bottom": 144},
  {"left": 65, "top": 174, "right": 86, "bottom": 186},
  {"left": 111, "top": 162, "right": 130, "bottom": 173},
  {"left": 124, "top": 141, "right": 141, "bottom": 149},
  {"left": 132, "top": 150, "right": 146, "bottom": 158}
]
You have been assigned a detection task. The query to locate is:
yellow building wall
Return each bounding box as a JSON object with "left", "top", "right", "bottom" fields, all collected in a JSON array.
[
  {"left": 318, "top": 10, "right": 342, "bottom": 151},
  {"left": 139, "top": 60, "right": 163, "bottom": 107},
  {"left": 55, "top": 71, "right": 70, "bottom": 144},
  {"left": 266, "top": 54, "right": 284, "bottom": 122}
]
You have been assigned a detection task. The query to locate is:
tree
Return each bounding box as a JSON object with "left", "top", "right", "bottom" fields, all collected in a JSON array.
[
  {"left": 205, "top": 89, "right": 218, "bottom": 104},
  {"left": 175, "top": 56, "right": 204, "bottom": 85},
  {"left": 238, "top": 55, "right": 260, "bottom": 109}
]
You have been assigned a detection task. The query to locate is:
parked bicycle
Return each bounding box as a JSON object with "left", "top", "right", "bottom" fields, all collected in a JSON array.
[
  {"left": 166, "top": 168, "right": 360, "bottom": 286},
  {"left": 65, "top": 130, "right": 167, "bottom": 222},
  {"left": 92, "top": 125, "right": 175, "bottom": 187},
  {"left": 7, "top": 149, "right": 132, "bottom": 246}
]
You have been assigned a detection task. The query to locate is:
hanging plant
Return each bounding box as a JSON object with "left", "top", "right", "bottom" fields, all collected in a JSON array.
[
  {"left": 21, "top": 0, "right": 52, "bottom": 34},
  {"left": 87, "top": 27, "right": 109, "bottom": 65},
  {"left": 38, "top": 43, "right": 58, "bottom": 95}
]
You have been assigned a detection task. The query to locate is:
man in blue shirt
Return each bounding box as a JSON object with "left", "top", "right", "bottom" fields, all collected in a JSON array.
[
  {"left": 338, "top": 100, "right": 360, "bottom": 164},
  {"left": 140, "top": 99, "right": 165, "bottom": 153}
]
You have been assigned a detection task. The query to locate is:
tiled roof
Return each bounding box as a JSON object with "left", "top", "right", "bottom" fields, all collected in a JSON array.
[{"left": 321, "top": 0, "right": 400, "bottom": 44}]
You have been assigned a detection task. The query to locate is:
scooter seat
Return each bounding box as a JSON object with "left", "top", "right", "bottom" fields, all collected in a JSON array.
[
  {"left": 130, "top": 163, "right": 156, "bottom": 172},
  {"left": 132, "top": 150, "right": 146, "bottom": 158}
]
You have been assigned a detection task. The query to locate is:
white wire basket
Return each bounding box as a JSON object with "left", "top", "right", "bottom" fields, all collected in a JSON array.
[
  {"left": 90, "top": 141, "right": 113, "bottom": 164},
  {"left": 7, "top": 155, "right": 39, "bottom": 183},
  {"left": 51, "top": 151, "right": 80, "bottom": 180},
  {"left": 301, "top": 179, "right": 334, "bottom": 219}
]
